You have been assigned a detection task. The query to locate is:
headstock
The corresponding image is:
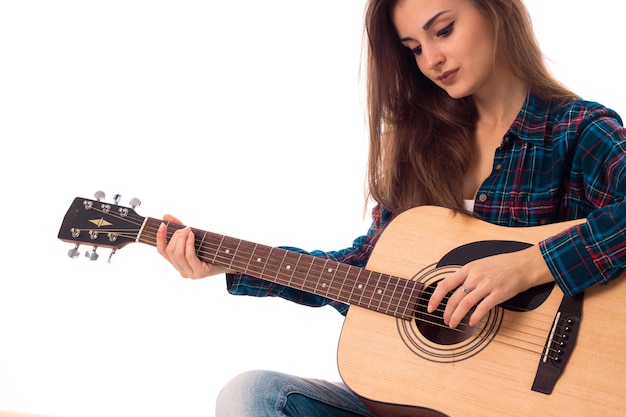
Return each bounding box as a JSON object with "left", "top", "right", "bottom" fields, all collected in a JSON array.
[{"left": 58, "top": 191, "right": 145, "bottom": 262}]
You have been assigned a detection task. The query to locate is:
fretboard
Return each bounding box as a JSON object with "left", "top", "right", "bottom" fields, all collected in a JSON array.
[{"left": 139, "top": 217, "right": 420, "bottom": 320}]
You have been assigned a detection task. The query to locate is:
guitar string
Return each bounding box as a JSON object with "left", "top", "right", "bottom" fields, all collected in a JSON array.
[
  {"left": 132, "top": 226, "right": 564, "bottom": 357},
  {"left": 135, "top": 219, "right": 420, "bottom": 318},
  {"left": 141, "top": 217, "right": 560, "bottom": 353},
  {"left": 141, "top": 221, "right": 562, "bottom": 355},
  {"left": 76, "top": 206, "right": 518, "bottom": 326},
  {"left": 76, "top": 208, "right": 562, "bottom": 356},
  {"left": 409, "top": 267, "right": 558, "bottom": 354},
  {"left": 76, "top": 206, "right": 432, "bottom": 319}
]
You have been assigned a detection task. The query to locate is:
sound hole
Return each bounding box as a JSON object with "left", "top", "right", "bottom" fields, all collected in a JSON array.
[
  {"left": 412, "top": 240, "right": 538, "bottom": 346},
  {"left": 397, "top": 240, "right": 544, "bottom": 362},
  {"left": 414, "top": 283, "right": 479, "bottom": 345}
]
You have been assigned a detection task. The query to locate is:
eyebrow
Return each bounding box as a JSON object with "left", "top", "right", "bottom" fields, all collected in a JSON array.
[{"left": 399, "top": 10, "right": 452, "bottom": 42}]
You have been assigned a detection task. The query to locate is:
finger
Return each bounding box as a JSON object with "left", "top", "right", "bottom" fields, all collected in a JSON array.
[
  {"left": 157, "top": 215, "right": 184, "bottom": 257},
  {"left": 167, "top": 227, "right": 194, "bottom": 278},
  {"left": 446, "top": 289, "right": 478, "bottom": 328},
  {"left": 156, "top": 222, "right": 168, "bottom": 256},
  {"left": 185, "top": 228, "right": 198, "bottom": 262},
  {"left": 163, "top": 214, "right": 183, "bottom": 224},
  {"left": 428, "top": 268, "right": 466, "bottom": 313},
  {"left": 442, "top": 285, "right": 471, "bottom": 327},
  {"left": 183, "top": 229, "right": 210, "bottom": 279},
  {"left": 468, "top": 294, "right": 499, "bottom": 326}
]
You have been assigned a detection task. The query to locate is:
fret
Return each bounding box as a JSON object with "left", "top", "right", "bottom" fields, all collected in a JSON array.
[
  {"left": 370, "top": 272, "right": 386, "bottom": 308},
  {"left": 263, "top": 246, "right": 285, "bottom": 281},
  {"left": 212, "top": 234, "right": 226, "bottom": 265},
  {"left": 301, "top": 256, "right": 317, "bottom": 292},
  {"left": 324, "top": 261, "right": 340, "bottom": 299},
  {"left": 221, "top": 236, "right": 241, "bottom": 269},
  {"left": 277, "top": 251, "right": 298, "bottom": 286},
  {"left": 294, "top": 255, "right": 316, "bottom": 292},
  {"left": 279, "top": 250, "right": 301, "bottom": 288},
  {"left": 345, "top": 265, "right": 363, "bottom": 305},
  {"left": 328, "top": 263, "right": 347, "bottom": 302},
  {"left": 353, "top": 269, "right": 366, "bottom": 305},
  {"left": 372, "top": 272, "right": 386, "bottom": 313},
  {"left": 302, "top": 257, "right": 327, "bottom": 295},
  {"left": 197, "top": 230, "right": 209, "bottom": 260},
  {"left": 373, "top": 272, "right": 386, "bottom": 311},
  {"left": 313, "top": 259, "right": 332, "bottom": 297},
  {"left": 357, "top": 269, "right": 374, "bottom": 307},
  {"left": 386, "top": 277, "right": 397, "bottom": 317},
  {"left": 395, "top": 278, "right": 414, "bottom": 319},
  {"left": 339, "top": 264, "right": 357, "bottom": 304},
  {"left": 377, "top": 274, "right": 393, "bottom": 314},
  {"left": 272, "top": 249, "right": 290, "bottom": 284},
  {"left": 400, "top": 280, "right": 419, "bottom": 320},
  {"left": 317, "top": 259, "right": 344, "bottom": 300},
  {"left": 386, "top": 275, "right": 401, "bottom": 317},
  {"left": 232, "top": 239, "right": 257, "bottom": 272},
  {"left": 249, "top": 244, "right": 273, "bottom": 278},
  {"left": 244, "top": 243, "right": 259, "bottom": 273}
]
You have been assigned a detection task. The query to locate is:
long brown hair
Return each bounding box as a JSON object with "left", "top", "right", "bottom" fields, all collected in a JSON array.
[{"left": 364, "top": 0, "right": 575, "bottom": 216}]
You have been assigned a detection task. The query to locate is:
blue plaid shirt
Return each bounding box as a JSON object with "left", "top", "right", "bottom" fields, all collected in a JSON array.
[{"left": 227, "top": 90, "right": 626, "bottom": 315}]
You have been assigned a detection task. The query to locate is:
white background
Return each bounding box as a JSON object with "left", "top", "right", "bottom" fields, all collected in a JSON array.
[{"left": 0, "top": 1, "right": 624, "bottom": 416}]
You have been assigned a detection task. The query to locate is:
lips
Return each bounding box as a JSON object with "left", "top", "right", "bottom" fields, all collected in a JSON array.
[{"left": 437, "top": 69, "right": 458, "bottom": 85}]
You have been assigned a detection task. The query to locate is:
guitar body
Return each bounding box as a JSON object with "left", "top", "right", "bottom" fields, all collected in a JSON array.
[{"left": 337, "top": 206, "right": 626, "bottom": 417}]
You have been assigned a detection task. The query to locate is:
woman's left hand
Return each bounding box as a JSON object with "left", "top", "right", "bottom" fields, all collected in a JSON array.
[{"left": 427, "top": 245, "right": 554, "bottom": 328}]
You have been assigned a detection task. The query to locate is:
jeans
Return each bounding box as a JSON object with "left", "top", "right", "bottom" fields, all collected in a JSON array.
[{"left": 215, "top": 369, "right": 379, "bottom": 417}]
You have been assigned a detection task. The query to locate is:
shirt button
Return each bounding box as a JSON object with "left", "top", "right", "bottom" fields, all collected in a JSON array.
[
  {"left": 495, "top": 164, "right": 503, "bottom": 171},
  {"left": 478, "top": 194, "right": 488, "bottom": 202}
]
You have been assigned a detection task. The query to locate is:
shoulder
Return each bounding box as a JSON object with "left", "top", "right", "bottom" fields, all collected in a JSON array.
[
  {"left": 548, "top": 97, "right": 623, "bottom": 132},
  {"left": 549, "top": 98, "right": 626, "bottom": 161},
  {"left": 513, "top": 92, "right": 623, "bottom": 145},
  {"left": 524, "top": 91, "right": 624, "bottom": 142}
]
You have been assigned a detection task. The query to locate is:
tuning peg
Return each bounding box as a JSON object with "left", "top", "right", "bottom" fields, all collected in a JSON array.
[
  {"left": 129, "top": 198, "right": 141, "bottom": 208},
  {"left": 94, "top": 191, "right": 106, "bottom": 201},
  {"left": 107, "top": 249, "right": 117, "bottom": 263},
  {"left": 85, "top": 246, "right": 99, "bottom": 261},
  {"left": 67, "top": 244, "right": 81, "bottom": 259},
  {"left": 114, "top": 194, "right": 121, "bottom": 204}
]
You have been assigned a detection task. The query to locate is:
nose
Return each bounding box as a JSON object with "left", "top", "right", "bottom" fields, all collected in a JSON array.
[{"left": 420, "top": 45, "right": 445, "bottom": 72}]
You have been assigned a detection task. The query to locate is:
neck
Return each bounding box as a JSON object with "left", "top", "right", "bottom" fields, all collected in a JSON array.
[{"left": 473, "top": 75, "right": 528, "bottom": 129}]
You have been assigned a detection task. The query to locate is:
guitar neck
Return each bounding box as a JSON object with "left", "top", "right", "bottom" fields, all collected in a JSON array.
[{"left": 139, "top": 217, "right": 420, "bottom": 320}]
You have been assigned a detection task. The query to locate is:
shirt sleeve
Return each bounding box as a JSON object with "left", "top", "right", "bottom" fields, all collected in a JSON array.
[
  {"left": 225, "top": 205, "right": 392, "bottom": 315},
  {"left": 540, "top": 109, "right": 626, "bottom": 296}
]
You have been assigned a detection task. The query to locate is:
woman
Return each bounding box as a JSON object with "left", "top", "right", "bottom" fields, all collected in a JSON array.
[{"left": 157, "top": 0, "right": 626, "bottom": 416}]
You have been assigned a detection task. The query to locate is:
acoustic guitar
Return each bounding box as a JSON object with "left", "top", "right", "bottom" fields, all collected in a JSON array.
[{"left": 58, "top": 195, "right": 626, "bottom": 417}]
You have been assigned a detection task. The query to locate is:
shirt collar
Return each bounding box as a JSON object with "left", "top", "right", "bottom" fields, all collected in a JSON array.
[{"left": 507, "top": 88, "right": 552, "bottom": 145}]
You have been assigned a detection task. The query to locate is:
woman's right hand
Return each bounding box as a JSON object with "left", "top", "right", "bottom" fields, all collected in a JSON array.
[{"left": 156, "top": 214, "right": 232, "bottom": 279}]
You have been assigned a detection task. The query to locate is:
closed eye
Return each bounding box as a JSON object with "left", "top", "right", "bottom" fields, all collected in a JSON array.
[
  {"left": 409, "top": 21, "right": 455, "bottom": 56},
  {"left": 437, "top": 21, "right": 455, "bottom": 38}
]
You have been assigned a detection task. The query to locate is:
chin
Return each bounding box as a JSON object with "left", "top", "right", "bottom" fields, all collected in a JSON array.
[
  {"left": 437, "top": 83, "right": 466, "bottom": 99},
  {"left": 445, "top": 90, "right": 472, "bottom": 100}
]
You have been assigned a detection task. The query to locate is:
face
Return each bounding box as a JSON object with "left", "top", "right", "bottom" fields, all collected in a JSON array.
[{"left": 392, "top": 0, "right": 497, "bottom": 99}]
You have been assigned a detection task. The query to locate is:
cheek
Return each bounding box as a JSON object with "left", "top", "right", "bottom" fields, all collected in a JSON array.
[
  {"left": 413, "top": 56, "right": 434, "bottom": 80},
  {"left": 414, "top": 57, "right": 425, "bottom": 73}
]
